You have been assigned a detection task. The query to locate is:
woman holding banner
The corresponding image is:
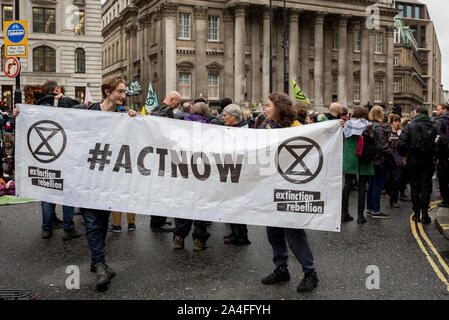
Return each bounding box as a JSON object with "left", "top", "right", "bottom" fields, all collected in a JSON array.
[{"left": 261, "top": 93, "right": 319, "bottom": 293}]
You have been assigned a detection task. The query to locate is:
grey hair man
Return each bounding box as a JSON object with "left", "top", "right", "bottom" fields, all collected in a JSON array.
[
  {"left": 151, "top": 91, "right": 182, "bottom": 118},
  {"left": 325, "top": 103, "right": 342, "bottom": 120}
]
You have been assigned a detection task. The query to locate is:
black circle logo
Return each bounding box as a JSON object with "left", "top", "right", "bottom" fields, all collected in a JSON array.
[
  {"left": 27, "top": 120, "right": 67, "bottom": 163},
  {"left": 276, "top": 137, "right": 323, "bottom": 184}
]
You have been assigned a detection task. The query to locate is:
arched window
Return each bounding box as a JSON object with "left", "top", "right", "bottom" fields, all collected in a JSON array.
[
  {"left": 75, "top": 48, "right": 85, "bottom": 73},
  {"left": 33, "top": 46, "right": 56, "bottom": 72}
]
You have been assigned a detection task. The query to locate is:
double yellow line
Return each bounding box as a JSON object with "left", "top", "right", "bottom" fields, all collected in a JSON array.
[{"left": 410, "top": 201, "right": 449, "bottom": 292}]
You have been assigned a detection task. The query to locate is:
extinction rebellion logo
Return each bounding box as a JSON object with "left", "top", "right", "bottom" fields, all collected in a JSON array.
[
  {"left": 274, "top": 137, "right": 324, "bottom": 214},
  {"left": 27, "top": 120, "right": 67, "bottom": 191}
]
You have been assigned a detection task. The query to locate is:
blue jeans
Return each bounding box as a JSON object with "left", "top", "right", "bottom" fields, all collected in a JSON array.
[
  {"left": 266, "top": 227, "right": 315, "bottom": 273},
  {"left": 41, "top": 202, "right": 75, "bottom": 231},
  {"left": 82, "top": 208, "right": 110, "bottom": 264},
  {"left": 367, "top": 164, "right": 385, "bottom": 213}
]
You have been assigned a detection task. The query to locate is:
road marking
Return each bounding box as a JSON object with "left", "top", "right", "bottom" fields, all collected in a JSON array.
[
  {"left": 410, "top": 215, "right": 449, "bottom": 292},
  {"left": 410, "top": 201, "right": 449, "bottom": 292}
]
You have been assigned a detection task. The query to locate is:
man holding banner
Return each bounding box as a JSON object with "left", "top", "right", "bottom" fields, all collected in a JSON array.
[{"left": 14, "top": 76, "right": 137, "bottom": 291}]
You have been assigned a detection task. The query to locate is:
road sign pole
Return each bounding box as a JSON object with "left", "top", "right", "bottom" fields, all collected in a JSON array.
[{"left": 14, "top": 0, "right": 21, "bottom": 106}]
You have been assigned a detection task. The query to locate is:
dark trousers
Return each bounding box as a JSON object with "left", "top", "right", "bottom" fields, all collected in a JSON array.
[
  {"left": 437, "top": 160, "right": 449, "bottom": 204},
  {"left": 385, "top": 167, "right": 402, "bottom": 204},
  {"left": 367, "top": 164, "right": 385, "bottom": 212},
  {"left": 41, "top": 202, "right": 75, "bottom": 231},
  {"left": 229, "top": 223, "right": 249, "bottom": 241},
  {"left": 150, "top": 215, "right": 168, "bottom": 228},
  {"left": 342, "top": 174, "right": 369, "bottom": 214},
  {"left": 266, "top": 227, "right": 315, "bottom": 273},
  {"left": 407, "top": 163, "right": 434, "bottom": 213},
  {"left": 174, "top": 218, "right": 211, "bottom": 243},
  {"left": 82, "top": 208, "right": 110, "bottom": 264}
]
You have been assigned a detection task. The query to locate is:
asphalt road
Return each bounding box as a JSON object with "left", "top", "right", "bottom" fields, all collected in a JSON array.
[{"left": 1, "top": 189, "right": 449, "bottom": 300}]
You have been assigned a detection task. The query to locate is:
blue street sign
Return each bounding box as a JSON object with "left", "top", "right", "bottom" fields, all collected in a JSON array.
[{"left": 6, "top": 22, "right": 26, "bottom": 44}]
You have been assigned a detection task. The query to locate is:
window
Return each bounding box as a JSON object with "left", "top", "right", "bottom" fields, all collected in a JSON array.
[
  {"left": 375, "top": 32, "right": 383, "bottom": 54},
  {"left": 394, "top": 29, "right": 401, "bottom": 44},
  {"left": 394, "top": 56, "right": 399, "bottom": 66},
  {"left": 353, "top": 79, "right": 360, "bottom": 102},
  {"left": 354, "top": 30, "right": 361, "bottom": 52},
  {"left": 309, "top": 28, "right": 314, "bottom": 48},
  {"left": 421, "top": 26, "right": 426, "bottom": 47},
  {"left": 208, "top": 16, "right": 219, "bottom": 41},
  {"left": 332, "top": 30, "right": 338, "bottom": 49},
  {"left": 415, "top": 7, "right": 421, "bottom": 19},
  {"left": 375, "top": 81, "right": 383, "bottom": 102},
  {"left": 410, "top": 26, "right": 417, "bottom": 40},
  {"left": 332, "top": 77, "right": 338, "bottom": 102},
  {"left": 74, "top": 10, "right": 85, "bottom": 35},
  {"left": 75, "top": 87, "right": 85, "bottom": 104},
  {"left": 398, "top": 4, "right": 404, "bottom": 17},
  {"left": 33, "top": 46, "right": 56, "bottom": 72},
  {"left": 178, "top": 13, "right": 191, "bottom": 39},
  {"left": 75, "top": 48, "right": 85, "bottom": 73},
  {"left": 208, "top": 74, "right": 219, "bottom": 100},
  {"left": 394, "top": 80, "right": 401, "bottom": 93},
  {"left": 33, "top": 7, "right": 56, "bottom": 33},
  {"left": 2, "top": 5, "right": 13, "bottom": 31},
  {"left": 179, "top": 72, "right": 191, "bottom": 99},
  {"left": 406, "top": 6, "right": 413, "bottom": 18}
]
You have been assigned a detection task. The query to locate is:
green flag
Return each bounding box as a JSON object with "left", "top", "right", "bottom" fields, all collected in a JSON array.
[
  {"left": 131, "top": 104, "right": 134, "bottom": 110},
  {"left": 292, "top": 79, "right": 310, "bottom": 104}
]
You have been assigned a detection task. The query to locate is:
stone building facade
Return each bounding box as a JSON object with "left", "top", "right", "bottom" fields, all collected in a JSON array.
[
  {"left": 394, "top": 0, "right": 442, "bottom": 111},
  {"left": 0, "top": 0, "right": 103, "bottom": 110},
  {"left": 102, "top": 0, "right": 398, "bottom": 111}
]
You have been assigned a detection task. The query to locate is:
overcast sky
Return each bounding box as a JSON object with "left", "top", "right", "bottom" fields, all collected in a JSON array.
[
  {"left": 425, "top": 0, "right": 447, "bottom": 89},
  {"left": 100, "top": 0, "right": 448, "bottom": 88}
]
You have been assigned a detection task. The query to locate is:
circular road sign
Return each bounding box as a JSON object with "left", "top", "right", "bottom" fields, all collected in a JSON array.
[
  {"left": 3, "top": 56, "right": 20, "bottom": 78},
  {"left": 6, "top": 22, "right": 26, "bottom": 43}
]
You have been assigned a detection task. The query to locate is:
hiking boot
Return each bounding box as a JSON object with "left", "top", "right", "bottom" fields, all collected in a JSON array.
[
  {"left": 128, "top": 223, "right": 136, "bottom": 231},
  {"left": 422, "top": 211, "right": 432, "bottom": 225},
  {"left": 41, "top": 229, "right": 53, "bottom": 239},
  {"left": 109, "top": 225, "right": 122, "bottom": 233},
  {"left": 261, "top": 266, "right": 290, "bottom": 285},
  {"left": 297, "top": 271, "right": 319, "bottom": 292},
  {"left": 357, "top": 213, "right": 367, "bottom": 224},
  {"left": 62, "top": 228, "right": 82, "bottom": 241},
  {"left": 94, "top": 263, "right": 114, "bottom": 290},
  {"left": 368, "top": 212, "right": 390, "bottom": 219},
  {"left": 412, "top": 211, "right": 421, "bottom": 223},
  {"left": 52, "top": 217, "right": 63, "bottom": 229},
  {"left": 193, "top": 239, "right": 207, "bottom": 251},
  {"left": 342, "top": 212, "right": 354, "bottom": 222},
  {"left": 173, "top": 236, "right": 184, "bottom": 249},
  {"left": 90, "top": 262, "right": 116, "bottom": 278}
]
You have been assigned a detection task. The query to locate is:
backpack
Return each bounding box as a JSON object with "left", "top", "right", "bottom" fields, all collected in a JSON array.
[
  {"left": 151, "top": 106, "right": 171, "bottom": 118},
  {"left": 409, "top": 121, "right": 436, "bottom": 154},
  {"left": 357, "top": 125, "right": 379, "bottom": 163}
]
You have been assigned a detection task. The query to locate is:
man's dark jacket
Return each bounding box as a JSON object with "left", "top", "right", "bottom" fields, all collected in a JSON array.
[{"left": 36, "top": 93, "right": 80, "bottom": 108}]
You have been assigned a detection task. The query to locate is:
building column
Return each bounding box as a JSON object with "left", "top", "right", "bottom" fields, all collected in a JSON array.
[
  {"left": 360, "top": 22, "right": 369, "bottom": 106},
  {"left": 262, "top": 8, "right": 270, "bottom": 103},
  {"left": 386, "top": 26, "right": 395, "bottom": 107},
  {"left": 234, "top": 3, "right": 247, "bottom": 104},
  {"left": 300, "top": 17, "right": 310, "bottom": 100},
  {"left": 338, "top": 15, "right": 348, "bottom": 105},
  {"left": 288, "top": 10, "right": 300, "bottom": 100},
  {"left": 313, "top": 12, "right": 325, "bottom": 110},
  {"left": 161, "top": 2, "right": 178, "bottom": 96},
  {"left": 194, "top": 7, "right": 207, "bottom": 98},
  {"left": 223, "top": 11, "right": 234, "bottom": 100},
  {"left": 251, "top": 13, "right": 261, "bottom": 104}
]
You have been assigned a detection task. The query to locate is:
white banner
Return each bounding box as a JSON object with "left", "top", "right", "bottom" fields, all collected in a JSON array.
[{"left": 15, "top": 104, "right": 343, "bottom": 232}]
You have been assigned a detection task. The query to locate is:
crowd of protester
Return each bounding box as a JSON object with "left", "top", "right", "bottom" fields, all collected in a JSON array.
[{"left": 10, "top": 76, "right": 449, "bottom": 293}]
